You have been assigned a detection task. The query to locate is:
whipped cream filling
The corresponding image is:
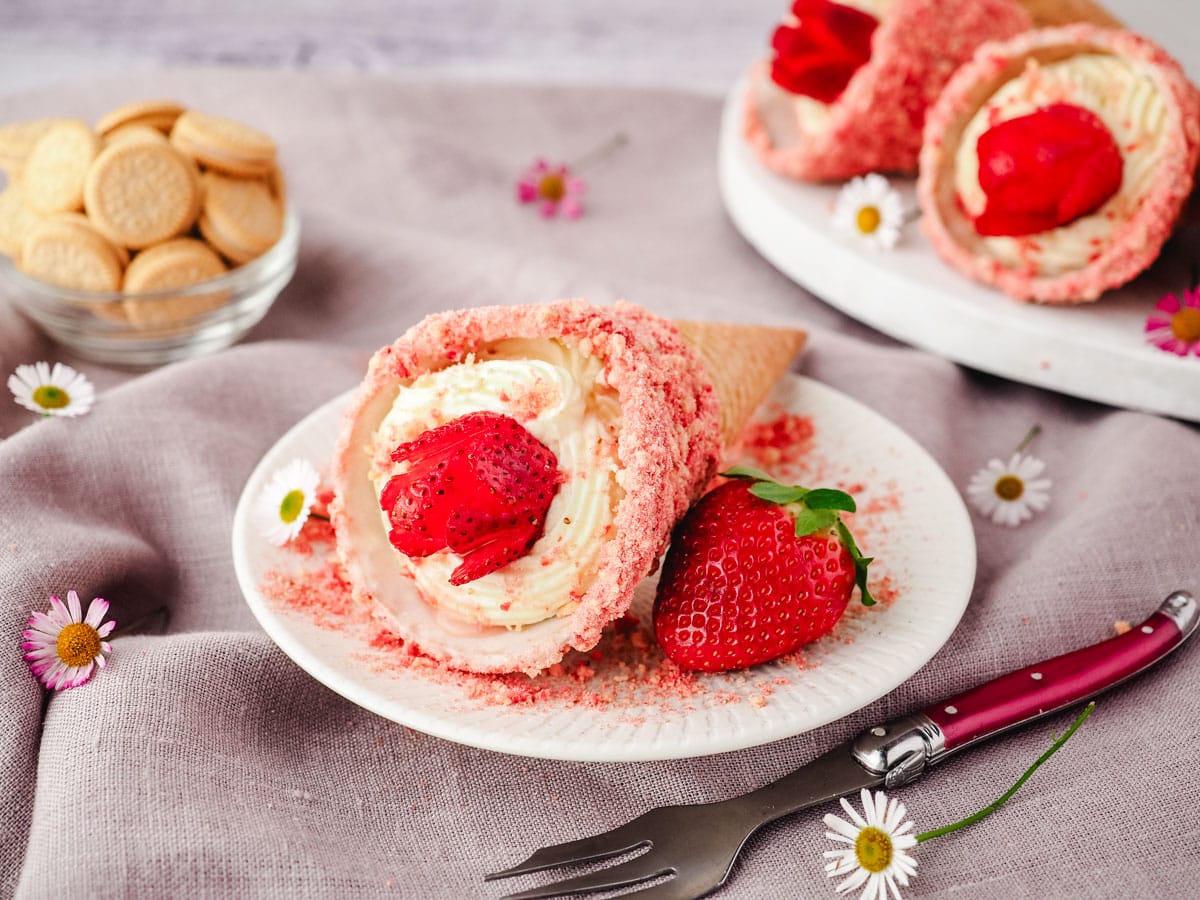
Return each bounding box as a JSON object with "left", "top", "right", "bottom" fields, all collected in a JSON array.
[
  {"left": 755, "top": 0, "right": 895, "bottom": 146},
  {"left": 954, "top": 53, "right": 1168, "bottom": 276},
  {"left": 367, "top": 338, "right": 622, "bottom": 629}
]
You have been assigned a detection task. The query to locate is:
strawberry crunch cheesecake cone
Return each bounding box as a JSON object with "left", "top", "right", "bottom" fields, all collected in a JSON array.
[
  {"left": 743, "top": 0, "right": 1032, "bottom": 182},
  {"left": 918, "top": 25, "right": 1200, "bottom": 303},
  {"left": 330, "top": 301, "right": 804, "bottom": 676}
]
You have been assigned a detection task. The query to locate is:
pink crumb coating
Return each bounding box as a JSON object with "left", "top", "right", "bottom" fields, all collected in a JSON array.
[
  {"left": 918, "top": 25, "right": 1200, "bottom": 304},
  {"left": 742, "top": 0, "right": 1032, "bottom": 182},
  {"left": 329, "top": 300, "right": 721, "bottom": 676}
]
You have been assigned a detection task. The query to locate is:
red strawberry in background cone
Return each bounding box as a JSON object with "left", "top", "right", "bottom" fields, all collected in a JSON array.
[{"left": 653, "top": 466, "right": 873, "bottom": 673}]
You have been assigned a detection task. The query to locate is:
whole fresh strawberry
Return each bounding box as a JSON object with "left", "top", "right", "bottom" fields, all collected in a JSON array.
[
  {"left": 653, "top": 465, "right": 873, "bottom": 673},
  {"left": 379, "top": 411, "right": 562, "bottom": 586}
]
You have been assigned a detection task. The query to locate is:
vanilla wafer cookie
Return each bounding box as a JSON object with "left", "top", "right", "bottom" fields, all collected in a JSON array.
[
  {"left": 96, "top": 99, "right": 184, "bottom": 137},
  {"left": 0, "top": 186, "right": 45, "bottom": 259},
  {"left": 122, "top": 237, "right": 228, "bottom": 328},
  {"left": 103, "top": 123, "right": 169, "bottom": 148},
  {"left": 265, "top": 164, "right": 287, "bottom": 209},
  {"left": 21, "top": 120, "right": 101, "bottom": 214},
  {"left": 0, "top": 118, "right": 68, "bottom": 176},
  {"left": 170, "top": 110, "right": 277, "bottom": 177},
  {"left": 19, "top": 216, "right": 123, "bottom": 291},
  {"left": 83, "top": 140, "right": 200, "bottom": 249},
  {"left": 197, "top": 171, "right": 283, "bottom": 264},
  {"left": 49, "top": 212, "right": 130, "bottom": 266}
]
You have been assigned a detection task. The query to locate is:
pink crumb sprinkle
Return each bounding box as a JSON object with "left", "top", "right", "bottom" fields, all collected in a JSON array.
[{"left": 737, "top": 405, "right": 815, "bottom": 468}]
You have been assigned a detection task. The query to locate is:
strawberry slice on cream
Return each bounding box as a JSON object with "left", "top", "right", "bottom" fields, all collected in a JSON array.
[{"left": 366, "top": 340, "right": 623, "bottom": 630}]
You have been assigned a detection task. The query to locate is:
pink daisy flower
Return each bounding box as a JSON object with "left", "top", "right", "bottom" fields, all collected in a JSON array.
[
  {"left": 515, "top": 159, "right": 586, "bottom": 219},
  {"left": 1145, "top": 287, "right": 1200, "bottom": 356},
  {"left": 22, "top": 591, "right": 115, "bottom": 691}
]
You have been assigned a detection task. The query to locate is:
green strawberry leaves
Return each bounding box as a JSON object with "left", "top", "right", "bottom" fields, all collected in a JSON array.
[
  {"left": 804, "top": 488, "right": 856, "bottom": 512},
  {"left": 835, "top": 519, "right": 875, "bottom": 607},
  {"left": 722, "top": 465, "right": 875, "bottom": 606}
]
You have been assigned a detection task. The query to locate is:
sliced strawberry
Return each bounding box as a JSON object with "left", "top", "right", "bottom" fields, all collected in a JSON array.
[
  {"left": 973, "top": 103, "right": 1123, "bottom": 237},
  {"left": 653, "top": 467, "right": 873, "bottom": 673},
  {"left": 380, "top": 411, "right": 561, "bottom": 585},
  {"left": 769, "top": 0, "right": 878, "bottom": 104}
]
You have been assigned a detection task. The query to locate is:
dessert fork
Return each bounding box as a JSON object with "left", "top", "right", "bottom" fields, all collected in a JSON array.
[{"left": 485, "top": 591, "right": 1196, "bottom": 900}]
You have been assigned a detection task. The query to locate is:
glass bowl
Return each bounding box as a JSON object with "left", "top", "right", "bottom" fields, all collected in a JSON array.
[{"left": 0, "top": 207, "right": 299, "bottom": 368}]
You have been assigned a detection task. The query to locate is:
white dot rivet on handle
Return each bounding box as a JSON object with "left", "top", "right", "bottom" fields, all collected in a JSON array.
[
  {"left": 944, "top": 705, "right": 958, "bottom": 715},
  {"left": 1142, "top": 625, "right": 1154, "bottom": 634},
  {"left": 871, "top": 727, "right": 886, "bottom": 736},
  {"left": 1031, "top": 672, "right": 1043, "bottom": 680}
]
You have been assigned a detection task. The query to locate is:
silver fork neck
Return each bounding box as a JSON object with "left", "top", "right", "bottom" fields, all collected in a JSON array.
[{"left": 851, "top": 714, "right": 947, "bottom": 789}]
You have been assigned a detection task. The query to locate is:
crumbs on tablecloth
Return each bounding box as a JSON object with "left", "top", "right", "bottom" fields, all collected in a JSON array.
[
  {"left": 260, "top": 407, "right": 906, "bottom": 715},
  {"left": 1114, "top": 620, "right": 1132, "bottom": 635}
]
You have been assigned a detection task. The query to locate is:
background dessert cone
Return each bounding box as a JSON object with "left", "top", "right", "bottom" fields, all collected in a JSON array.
[
  {"left": 1016, "top": 0, "right": 1122, "bottom": 28},
  {"left": 673, "top": 319, "right": 805, "bottom": 447}
]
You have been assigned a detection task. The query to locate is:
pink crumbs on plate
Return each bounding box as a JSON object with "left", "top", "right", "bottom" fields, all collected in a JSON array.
[
  {"left": 260, "top": 407, "right": 906, "bottom": 715},
  {"left": 737, "top": 405, "right": 815, "bottom": 468}
]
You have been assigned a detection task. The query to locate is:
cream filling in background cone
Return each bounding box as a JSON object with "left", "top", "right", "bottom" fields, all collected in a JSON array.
[
  {"left": 1016, "top": 0, "right": 1122, "bottom": 29},
  {"left": 673, "top": 319, "right": 806, "bottom": 447}
]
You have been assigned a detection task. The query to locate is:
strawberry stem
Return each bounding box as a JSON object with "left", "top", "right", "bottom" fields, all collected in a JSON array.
[{"left": 720, "top": 467, "right": 875, "bottom": 606}]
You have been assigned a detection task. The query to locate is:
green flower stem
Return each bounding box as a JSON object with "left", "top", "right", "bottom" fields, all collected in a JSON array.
[
  {"left": 915, "top": 701, "right": 1095, "bottom": 843},
  {"left": 571, "top": 132, "right": 629, "bottom": 171},
  {"left": 1014, "top": 424, "right": 1042, "bottom": 454}
]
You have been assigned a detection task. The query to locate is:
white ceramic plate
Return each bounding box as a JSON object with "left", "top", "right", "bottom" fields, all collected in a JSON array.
[
  {"left": 232, "top": 374, "right": 975, "bottom": 761},
  {"left": 719, "top": 79, "right": 1200, "bottom": 423}
]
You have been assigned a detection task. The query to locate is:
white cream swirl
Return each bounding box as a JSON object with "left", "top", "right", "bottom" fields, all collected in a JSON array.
[
  {"left": 367, "top": 338, "right": 622, "bottom": 629},
  {"left": 954, "top": 53, "right": 1168, "bottom": 276}
]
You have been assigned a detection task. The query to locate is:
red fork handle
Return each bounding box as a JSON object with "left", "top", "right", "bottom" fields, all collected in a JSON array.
[{"left": 924, "top": 591, "right": 1197, "bottom": 755}]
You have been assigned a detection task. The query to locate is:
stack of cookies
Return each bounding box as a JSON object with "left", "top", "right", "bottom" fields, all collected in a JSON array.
[{"left": 0, "top": 100, "right": 286, "bottom": 327}]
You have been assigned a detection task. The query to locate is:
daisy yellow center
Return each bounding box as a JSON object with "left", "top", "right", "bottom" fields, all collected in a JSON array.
[
  {"left": 854, "top": 827, "right": 894, "bottom": 874},
  {"left": 995, "top": 474, "right": 1025, "bottom": 501},
  {"left": 278, "top": 489, "right": 307, "bottom": 524},
  {"left": 32, "top": 385, "right": 70, "bottom": 410},
  {"left": 856, "top": 206, "right": 881, "bottom": 235},
  {"left": 538, "top": 173, "right": 566, "bottom": 202},
  {"left": 56, "top": 622, "right": 101, "bottom": 667},
  {"left": 1170, "top": 308, "right": 1200, "bottom": 343}
]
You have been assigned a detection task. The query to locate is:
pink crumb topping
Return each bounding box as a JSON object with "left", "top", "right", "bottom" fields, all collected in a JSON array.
[{"left": 497, "top": 380, "right": 557, "bottom": 423}]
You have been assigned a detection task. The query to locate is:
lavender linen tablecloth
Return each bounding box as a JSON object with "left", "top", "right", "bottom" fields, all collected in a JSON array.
[{"left": 1, "top": 71, "right": 1198, "bottom": 900}]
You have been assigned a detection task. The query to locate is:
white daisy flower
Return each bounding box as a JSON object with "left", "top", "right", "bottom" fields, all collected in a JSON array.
[
  {"left": 22, "top": 591, "right": 115, "bottom": 691},
  {"left": 967, "top": 452, "right": 1052, "bottom": 527},
  {"left": 8, "top": 361, "right": 95, "bottom": 418},
  {"left": 824, "top": 788, "right": 919, "bottom": 900},
  {"left": 255, "top": 458, "right": 321, "bottom": 545},
  {"left": 832, "top": 174, "right": 906, "bottom": 250}
]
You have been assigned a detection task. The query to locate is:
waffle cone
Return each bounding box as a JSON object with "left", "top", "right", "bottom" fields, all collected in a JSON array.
[
  {"left": 673, "top": 319, "right": 806, "bottom": 447},
  {"left": 1016, "top": 0, "right": 1122, "bottom": 28}
]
